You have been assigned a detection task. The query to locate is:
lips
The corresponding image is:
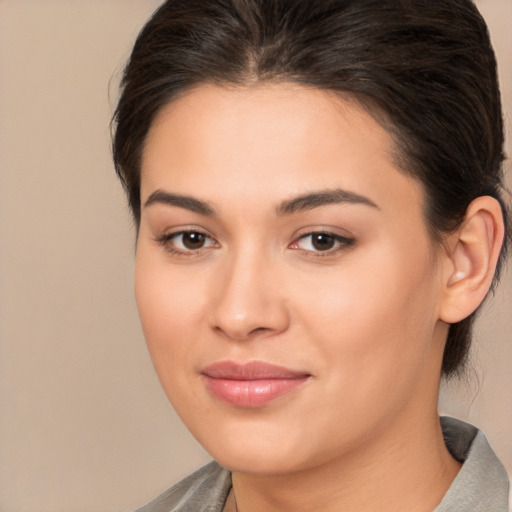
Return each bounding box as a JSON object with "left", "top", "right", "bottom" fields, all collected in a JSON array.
[{"left": 201, "top": 361, "right": 311, "bottom": 408}]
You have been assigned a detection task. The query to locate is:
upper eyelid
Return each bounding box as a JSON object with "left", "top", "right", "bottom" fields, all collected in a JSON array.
[
  {"left": 291, "top": 225, "right": 354, "bottom": 240},
  {"left": 297, "top": 231, "right": 352, "bottom": 241},
  {"left": 293, "top": 232, "right": 354, "bottom": 245},
  {"left": 155, "top": 229, "right": 217, "bottom": 246},
  {"left": 156, "top": 226, "right": 214, "bottom": 239}
]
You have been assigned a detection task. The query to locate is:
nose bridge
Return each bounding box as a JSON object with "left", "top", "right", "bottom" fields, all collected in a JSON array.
[{"left": 209, "top": 241, "right": 288, "bottom": 340}]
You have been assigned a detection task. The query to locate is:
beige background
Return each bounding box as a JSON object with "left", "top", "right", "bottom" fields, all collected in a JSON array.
[{"left": 0, "top": 1, "right": 510, "bottom": 511}]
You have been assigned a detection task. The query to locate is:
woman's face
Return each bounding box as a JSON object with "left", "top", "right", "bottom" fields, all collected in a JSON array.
[{"left": 136, "top": 83, "right": 449, "bottom": 474}]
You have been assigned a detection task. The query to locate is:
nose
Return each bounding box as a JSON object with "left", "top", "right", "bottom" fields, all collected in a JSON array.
[{"left": 207, "top": 249, "right": 290, "bottom": 341}]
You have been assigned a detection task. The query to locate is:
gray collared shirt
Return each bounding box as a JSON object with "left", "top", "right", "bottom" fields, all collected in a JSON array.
[{"left": 135, "top": 417, "right": 510, "bottom": 512}]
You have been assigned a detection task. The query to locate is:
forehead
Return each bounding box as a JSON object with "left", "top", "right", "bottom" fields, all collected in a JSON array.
[
  {"left": 141, "top": 83, "right": 425, "bottom": 222},
  {"left": 144, "top": 83, "right": 392, "bottom": 161}
]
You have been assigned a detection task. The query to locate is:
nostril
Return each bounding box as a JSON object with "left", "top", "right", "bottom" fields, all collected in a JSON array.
[{"left": 213, "top": 324, "right": 271, "bottom": 341}]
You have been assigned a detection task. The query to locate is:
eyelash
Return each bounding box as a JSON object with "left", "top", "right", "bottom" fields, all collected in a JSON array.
[
  {"left": 290, "top": 232, "right": 355, "bottom": 257},
  {"left": 154, "top": 230, "right": 219, "bottom": 256},
  {"left": 154, "top": 230, "right": 355, "bottom": 257}
]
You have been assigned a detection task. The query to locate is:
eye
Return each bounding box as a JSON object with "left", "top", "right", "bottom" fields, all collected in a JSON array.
[
  {"left": 156, "top": 230, "right": 218, "bottom": 253},
  {"left": 290, "top": 231, "right": 354, "bottom": 254}
]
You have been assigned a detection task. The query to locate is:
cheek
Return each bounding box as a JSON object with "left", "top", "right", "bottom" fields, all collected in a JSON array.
[
  {"left": 295, "top": 241, "right": 440, "bottom": 378},
  {"left": 288, "top": 252, "right": 441, "bottom": 445},
  {"left": 134, "top": 252, "right": 207, "bottom": 376}
]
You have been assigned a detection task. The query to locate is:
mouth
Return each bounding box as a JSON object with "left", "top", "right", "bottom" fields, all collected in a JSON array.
[{"left": 201, "top": 360, "right": 311, "bottom": 408}]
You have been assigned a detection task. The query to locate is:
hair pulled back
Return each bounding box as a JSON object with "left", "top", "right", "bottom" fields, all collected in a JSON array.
[{"left": 112, "top": 0, "right": 510, "bottom": 377}]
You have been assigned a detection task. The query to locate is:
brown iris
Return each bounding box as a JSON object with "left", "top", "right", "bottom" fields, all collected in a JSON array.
[
  {"left": 182, "top": 232, "right": 206, "bottom": 250},
  {"left": 311, "top": 233, "right": 336, "bottom": 251}
]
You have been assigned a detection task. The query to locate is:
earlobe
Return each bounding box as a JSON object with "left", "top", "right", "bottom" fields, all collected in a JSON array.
[{"left": 440, "top": 196, "right": 505, "bottom": 324}]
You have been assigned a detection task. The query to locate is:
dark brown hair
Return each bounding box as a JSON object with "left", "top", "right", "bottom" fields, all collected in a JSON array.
[{"left": 112, "top": 0, "right": 510, "bottom": 377}]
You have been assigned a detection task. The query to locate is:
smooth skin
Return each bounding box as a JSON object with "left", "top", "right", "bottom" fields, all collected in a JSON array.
[{"left": 135, "top": 83, "right": 504, "bottom": 512}]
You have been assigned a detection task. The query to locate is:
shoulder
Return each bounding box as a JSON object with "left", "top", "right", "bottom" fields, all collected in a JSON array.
[
  {"left": 436, "top": 417, "right": 510, "bottom": 512},
  {"left": 134, "top": 461, "right": 232, "bottom": 512}
]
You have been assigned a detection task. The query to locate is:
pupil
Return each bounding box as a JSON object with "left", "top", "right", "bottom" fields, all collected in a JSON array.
[
  {"left": 312, "top": 234, "right": 335, "bottom": 251},
  {"left": 183, "top": 232, "right": 205, "bottom": 249}
]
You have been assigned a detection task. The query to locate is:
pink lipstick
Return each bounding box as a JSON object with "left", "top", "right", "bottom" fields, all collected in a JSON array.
[{"left": 201, "top": 361, "right": 310, "bottom": 407}]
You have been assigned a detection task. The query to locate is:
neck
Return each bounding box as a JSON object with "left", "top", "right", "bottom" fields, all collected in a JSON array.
[{"left": 230, "top": 410, "right": 460, "bottom": 512}]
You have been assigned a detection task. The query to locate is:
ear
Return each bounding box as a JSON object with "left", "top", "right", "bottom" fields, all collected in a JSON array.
[{"left": 439, "top": 196, "right": 505, "bottom": 324}]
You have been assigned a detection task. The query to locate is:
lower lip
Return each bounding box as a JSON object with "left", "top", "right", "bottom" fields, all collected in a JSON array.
[{"left": 203, "top": 376, "right": 309, "bottom": 407}]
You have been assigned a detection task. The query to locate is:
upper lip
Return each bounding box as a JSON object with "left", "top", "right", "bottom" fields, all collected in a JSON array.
[{"left": 201, "top": 361, "right": 310, "bottom": 380}]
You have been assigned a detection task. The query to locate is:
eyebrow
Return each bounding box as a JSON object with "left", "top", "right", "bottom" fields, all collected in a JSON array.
[
  {"left": 277, "top": 189, "right": 379, "bottom": 215},
  {"left": 143, "top": 187, "right": 379, "bottom": 217},
  {"left": 144, "top": 190, "right": 216, "bottom": 216}
]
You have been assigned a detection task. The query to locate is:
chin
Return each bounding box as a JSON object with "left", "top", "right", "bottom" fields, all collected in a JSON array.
[
  {"left": 212, "top": 444, "right": 309, "bottom": 475},
  {"left": 186, "top": 413, "right": 327, "bottom": 476}
]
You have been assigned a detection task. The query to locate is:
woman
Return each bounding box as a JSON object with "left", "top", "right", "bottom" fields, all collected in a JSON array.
[{"left": 112, "top": 1, "right": 510, "bottom": 510}]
